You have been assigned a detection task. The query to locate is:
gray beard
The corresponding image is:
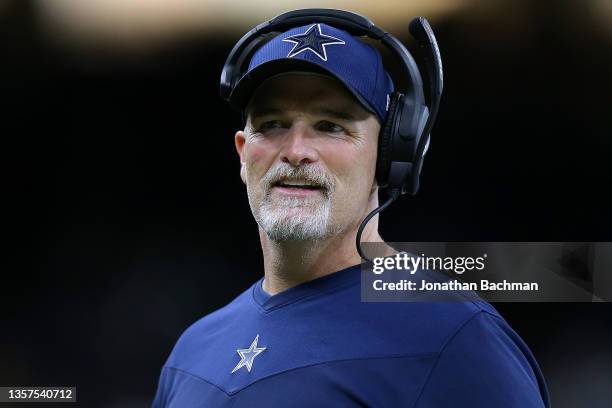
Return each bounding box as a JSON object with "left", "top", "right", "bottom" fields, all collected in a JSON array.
[
  {"left": 247, "top": 161, "right": 336, "bottom": 242},
  {"left": 256, "top": 193, "right": 333, "bottom": 241}
]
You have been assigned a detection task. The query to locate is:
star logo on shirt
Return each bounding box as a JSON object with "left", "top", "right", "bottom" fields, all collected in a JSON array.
[
  {"left": 282, "top": 24, "right": 346, "bottom": 62},
  {"left": 231, "top": 334, "right": 267, "bottom": 374}
]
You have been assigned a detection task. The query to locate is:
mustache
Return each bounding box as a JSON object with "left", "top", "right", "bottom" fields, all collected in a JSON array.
[{"left": 261, "top": 163, "right": 335, "bottom": 195}]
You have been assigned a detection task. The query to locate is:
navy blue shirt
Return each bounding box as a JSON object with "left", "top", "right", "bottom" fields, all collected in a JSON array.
[{"left": 153, "top": 264, "right": 549, "bottom": 407}]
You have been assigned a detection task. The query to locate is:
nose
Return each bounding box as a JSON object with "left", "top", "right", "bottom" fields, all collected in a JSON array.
[{"left": 280, "top": 123, "right": 319, "bottom": 166}]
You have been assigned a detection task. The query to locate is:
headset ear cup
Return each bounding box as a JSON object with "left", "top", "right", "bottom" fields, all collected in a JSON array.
[{"left": 376, "top": 92, "right": 402, "bottom": 188}]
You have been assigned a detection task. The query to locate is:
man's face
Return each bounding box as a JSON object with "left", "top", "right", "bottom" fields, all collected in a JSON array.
[{"left": 235, "top": 72, "right": 381, "bottom": 242}]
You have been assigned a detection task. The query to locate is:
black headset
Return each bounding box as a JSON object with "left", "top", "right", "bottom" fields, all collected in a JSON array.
[{"left": 220, "top": 8, "right": 443, "bottom": 260}]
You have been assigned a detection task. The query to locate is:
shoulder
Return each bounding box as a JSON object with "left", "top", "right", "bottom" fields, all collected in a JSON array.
[
  {"left": 348, "top": 276, "right": 504, "bottom": 356},
  {"left": 362, "top": 290, "right": 550, "bottom": 406},
  {"left": 411, "top": 308, "right": 550, "bottom": 407},
  {"left": 365, "top": 266, "right": 549, "bottom": 406}
]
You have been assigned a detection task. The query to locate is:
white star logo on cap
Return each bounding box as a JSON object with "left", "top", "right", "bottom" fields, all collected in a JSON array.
[{"left": 282, "top": 24, "right": 346, "bottom": 62}]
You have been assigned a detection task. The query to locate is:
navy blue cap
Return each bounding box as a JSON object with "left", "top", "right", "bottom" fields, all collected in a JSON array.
[{"left": 229, "top": 23, "right": 395, "bottom": 123}]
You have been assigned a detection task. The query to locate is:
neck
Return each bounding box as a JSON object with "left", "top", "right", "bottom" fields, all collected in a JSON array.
[{"left": 259, "top": 196, "right": 393, "bottom": 295}]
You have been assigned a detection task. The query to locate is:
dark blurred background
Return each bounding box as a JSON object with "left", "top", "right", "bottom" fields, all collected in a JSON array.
[{"left": 2, "top": 0, "right": 611, "bottom": 406}]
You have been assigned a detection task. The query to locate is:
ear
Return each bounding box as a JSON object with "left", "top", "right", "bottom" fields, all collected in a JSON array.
[{"left": 234, "top": 130, "right": 247, "bottom": 185}]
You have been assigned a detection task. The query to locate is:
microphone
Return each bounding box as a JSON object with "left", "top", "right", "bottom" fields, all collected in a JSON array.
[
  {"left": 408, "top": 17, "right": 443, "bottom": 152},
  {"left": 407, "top": 16, "right": 443, "bottom": 196},
  {"left": 409, "top": 17, "right": 443, "bottom": 98}
]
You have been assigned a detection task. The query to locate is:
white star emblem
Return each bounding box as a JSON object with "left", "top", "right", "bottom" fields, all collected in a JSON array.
[
  {"left": 231, "top": 334, "right": 267, "bottom": 374},
  {"left": 282, "top": 24, "right": 346, "bottom": 62}
]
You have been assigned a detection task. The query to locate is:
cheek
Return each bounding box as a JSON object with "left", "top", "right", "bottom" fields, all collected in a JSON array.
[
  {"left": 244, "top": 140, "right": 278, "bottom": 183},
  {"left": 325, "top": 141, "right": 377, "bottom": 193}
]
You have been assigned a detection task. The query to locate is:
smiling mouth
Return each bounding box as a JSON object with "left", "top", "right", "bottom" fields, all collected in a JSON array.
[
  {"left": 273, "top": 180, "right": 325, "bottom": 191},
  {"left": 270, "top": 180, "right": 329, "bottom": 198}
]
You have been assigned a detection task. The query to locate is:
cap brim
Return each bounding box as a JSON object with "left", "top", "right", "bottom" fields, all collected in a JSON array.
[{"left": 228, "top": 58, "right": 377, "bottom": 117}]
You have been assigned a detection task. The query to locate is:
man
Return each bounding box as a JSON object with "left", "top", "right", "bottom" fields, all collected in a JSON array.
[{"left": 153, "top": 16, "right": 550, "bottom": 407}]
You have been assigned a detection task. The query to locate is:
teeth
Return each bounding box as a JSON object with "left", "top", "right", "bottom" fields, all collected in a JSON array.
[{"left": 279, "top": 180, "right": 318, "bottom": 187}]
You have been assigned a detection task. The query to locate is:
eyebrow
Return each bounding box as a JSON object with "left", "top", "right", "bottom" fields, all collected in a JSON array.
[{"left": 248, "top": 106, "right": 358, "bottom": 122}]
